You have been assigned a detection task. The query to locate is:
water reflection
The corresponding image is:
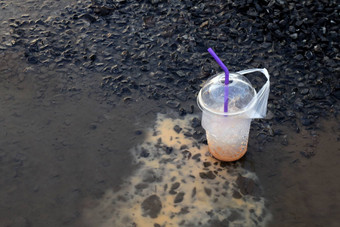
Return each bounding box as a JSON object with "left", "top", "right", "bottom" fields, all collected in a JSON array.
[{"left": 81, "top": 114, "right": 271, "bottom": 227}]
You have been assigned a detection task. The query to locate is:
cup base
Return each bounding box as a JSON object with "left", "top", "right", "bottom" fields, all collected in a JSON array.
[{"left": 208, "top": 145, "right": 247, "bottom": 162}]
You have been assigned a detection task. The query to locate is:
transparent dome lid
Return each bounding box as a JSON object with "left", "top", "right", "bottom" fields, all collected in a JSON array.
[{"left": 197, "top": 72, "right": 256, "bottom": 116}]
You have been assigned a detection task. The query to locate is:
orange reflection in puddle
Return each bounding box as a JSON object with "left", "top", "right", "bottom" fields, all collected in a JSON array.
[{"left": 81, "top": 114, "right": 271, "bottom": 227}]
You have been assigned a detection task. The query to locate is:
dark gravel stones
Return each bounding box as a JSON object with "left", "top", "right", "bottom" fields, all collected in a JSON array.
[
  {"left": 141, "top": 195, "right": 162, "bottom": 218},
  {"left": 181, "top": 150, "right": 191, "bottom": 159},
  {"left": 333, "top": 90, "right": 340, "bottom": 100},
  {"left": 191, "top": 153, "right": 201, "bottom": 161},
  {"left": 135, "top": 130, "right": 143, "bottom": 135},
  {"left": 174, "top": 192, "right": 185, "bottom": 203},
  {"left": 169, "top": 190, "right": 177, "bottom": 195},
  {"left": 301, "top": 117, "right": 312, "bottom": 126},
  {"left": 178, "top": 108, "right": 186, "bottom": 116},
  {"left": 203, "top": 162, "right": 211, "bottom": 167},
  {"left": 228, "top": 210, "right": 242, "bottom": 222},
  {"left": 178, "top": 207, "right": 190, "bottom": 215},
  {"left": 232, "top": 190, "right": 242, "bottom": 199},
  {"left": 191, "top": 187, "right": 196, "bottom": 198},
  {"left": 206, "top": 171, "right": 216, "bottom": 179},
  {"left": 300, "top": 88, "right": 309, "bottom": 95},
  {"left": 236, "top": 175, "right": 258, "bottom": 196},
  {"left": 281, "top": 135, "right": 289, "bottom": 146},
  {"left": 183, "top": 131, "right": 192, "bottom": 138},
  {"left": 2, "top": 0, "right": 338, "bottom": 129},
  {"left": 142, "top": 169, "right": 162, "bottom": 183},
  {"left": 140, "top": 148, "right": 150, "bottom": 158},
  {"left": 204, "top": 187, "right": 212, "bottom": 196},
  {"left": 163, "top": 146, "right": 173, "bottom": 155},
  {"left": 166, "top": 100, "right": 180, "bottom": 109},
  {"left": 169, "top": 182, "right": 180, "bottom": 195},
  {"left": 170, "top": 182, "right": 180, "bottom": 191},
  {"left": 199, "top": 171, "right": 216, "bottom": 180},
  {"left": 27, "top": 55, "right": 39, "bottom": 64},
  {"left": 173, "top": 125, "right": 182, "bottom": 134},
  {"left": 305, "top": 51, "right": 314, "bottom": 60},
  {"left": 300, "top": 151, "right": 315, "bottom": 159},
  {"left": 191, "top": 117, "right": 201, "bottom": 128},
  {"left": 135, "top": 183, "right": 148, "bottom": 190},
  {"left": 209, "top": 218, "right": 230, "bottom": 227},
  {"left": 78, "top": 13, "right": 97, "bottom": 23}
]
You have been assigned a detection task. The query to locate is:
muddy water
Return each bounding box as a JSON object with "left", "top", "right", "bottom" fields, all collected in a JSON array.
[
  {"left": 1, "top": 49, "right": 338, "bottom": 227},
  {"left": 0, "top": 52, "right": 159, "bottom": 226},
  {"left": 254, "top": 120, "right": 340, "bottom": 227},
  {"left": 79, "top": 114, "right": 271, "bottom": 227},
  {"left": 0, "top": 55, "right": 339, "bottom": 227}
]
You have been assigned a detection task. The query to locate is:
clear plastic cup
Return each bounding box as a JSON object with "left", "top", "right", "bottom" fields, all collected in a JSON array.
[{"left": 197, "top": 72, "right": 257, "bottom": 161}]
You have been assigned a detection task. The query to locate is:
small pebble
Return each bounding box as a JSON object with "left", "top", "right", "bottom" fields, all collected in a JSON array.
[
  {"left": 141, "top": 195, "right": 162, "bottom": 218},
  {"left": 204, "top": 187, "right": 212, "bottom": 196},
  {"left": 203, "top": 162, "right": 211, "bottom": 167},
  {"left": 174, "top": 192, "right": 185, "bottom": 203},
  {"left": 173, "top": 125, "right": 182, "bottom": 134},
  {"left": 170, "top": 182, "right": 180, "bottom": 190}
]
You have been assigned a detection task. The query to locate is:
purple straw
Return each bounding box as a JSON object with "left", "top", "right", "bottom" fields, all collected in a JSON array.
[{"left": 207, "top": 48, "right": 229, "bottom": 112}]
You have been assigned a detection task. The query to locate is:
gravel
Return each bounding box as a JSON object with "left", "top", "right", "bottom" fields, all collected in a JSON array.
[
  {"left": 141, "top": 195, "right": 162, "bottom": 218},
  {"left": 1, "top": 0, "right": 339, "bottom": 130}
]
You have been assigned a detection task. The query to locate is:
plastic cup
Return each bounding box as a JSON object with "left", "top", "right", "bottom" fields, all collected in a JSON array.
[{"left": 197, "top": 72, "right": 257, "bottom": 161}]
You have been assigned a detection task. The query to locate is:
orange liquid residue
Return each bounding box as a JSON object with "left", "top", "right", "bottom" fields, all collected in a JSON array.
[
  {"left": 78, "top": 114, "right": 271, "bottom": 227},
  {"left": 208, "top": 143, "right": 248, "bottom": 162}
]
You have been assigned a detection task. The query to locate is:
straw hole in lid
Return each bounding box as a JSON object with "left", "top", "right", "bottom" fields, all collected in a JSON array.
[{"left": 219, "top": 77, "right": 233, "bottom": 84}]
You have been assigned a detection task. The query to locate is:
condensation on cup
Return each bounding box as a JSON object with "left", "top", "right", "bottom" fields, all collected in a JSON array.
[{"left": 197, "top": 69, "right": 270, "bottom": 162}]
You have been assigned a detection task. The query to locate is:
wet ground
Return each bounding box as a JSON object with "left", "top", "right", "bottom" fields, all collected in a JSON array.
[{"left": 0, "top": 0, "right": 339, "bottom": 226}]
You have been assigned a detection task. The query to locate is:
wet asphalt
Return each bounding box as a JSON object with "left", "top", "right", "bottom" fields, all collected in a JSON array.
[{"left": 0, "top": 0, "right": 339, "bottom": 226}]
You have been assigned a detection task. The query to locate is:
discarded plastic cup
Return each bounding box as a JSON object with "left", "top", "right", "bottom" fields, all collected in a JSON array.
[{"left": 197, "top": 68, "right": 270, "bottom": 161}]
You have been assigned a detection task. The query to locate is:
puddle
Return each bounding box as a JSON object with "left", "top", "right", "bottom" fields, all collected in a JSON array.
[
  {"left": 80, "top": 114, "right": 272, "bottom": 227},
  {"left": 0, "top": 52, "right": 160, "bottom": 227},
  {"left": 252, "top": 118, "right": 340, "bottom": 227}
]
